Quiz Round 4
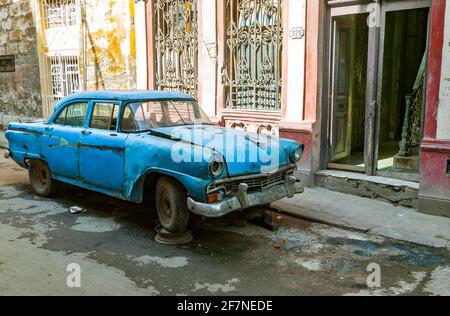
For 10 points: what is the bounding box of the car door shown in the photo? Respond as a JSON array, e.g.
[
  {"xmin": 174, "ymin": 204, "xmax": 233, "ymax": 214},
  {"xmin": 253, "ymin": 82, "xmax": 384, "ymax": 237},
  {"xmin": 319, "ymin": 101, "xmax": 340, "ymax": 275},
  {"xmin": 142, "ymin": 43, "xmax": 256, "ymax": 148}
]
[
  {"xmin": 41, "ymin": 101, "xmax": 88, "ymax": 179},
  {"xmin": 78, "ymin": 100, "xmax": 127, "ymax": 192}
]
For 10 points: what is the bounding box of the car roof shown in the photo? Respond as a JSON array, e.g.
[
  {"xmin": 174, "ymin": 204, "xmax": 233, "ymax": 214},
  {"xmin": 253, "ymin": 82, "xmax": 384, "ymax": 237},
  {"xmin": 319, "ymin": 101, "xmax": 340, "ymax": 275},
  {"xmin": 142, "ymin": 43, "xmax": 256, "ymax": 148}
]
[{"xmin": 57, "ymin": 90, "xmax": 195, "ymax": 105}]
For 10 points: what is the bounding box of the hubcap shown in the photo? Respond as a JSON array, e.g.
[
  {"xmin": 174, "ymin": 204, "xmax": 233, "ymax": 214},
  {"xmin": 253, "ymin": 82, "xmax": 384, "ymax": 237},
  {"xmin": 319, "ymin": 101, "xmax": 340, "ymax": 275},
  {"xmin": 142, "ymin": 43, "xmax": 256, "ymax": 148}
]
[
  {"xmin": 159, "ymin": 188, "xmax": 173, "ymax": 224},
  {"xmin": 35, "ymin": 163, "xmax": 48, "ymax": 188}
]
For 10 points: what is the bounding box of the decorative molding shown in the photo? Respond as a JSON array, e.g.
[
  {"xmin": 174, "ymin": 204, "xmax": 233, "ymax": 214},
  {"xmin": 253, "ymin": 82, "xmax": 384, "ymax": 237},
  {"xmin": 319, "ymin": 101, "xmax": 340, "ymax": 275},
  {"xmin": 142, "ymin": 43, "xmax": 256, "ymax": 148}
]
[
  {"xmin": 229, "ymin": 121, "xmax": 247, "ymax": 132},
  {"xmin": 257, "ymin": 124, "xmax": 277, "ymax": 136},
  {"xmin": 421, "ymin": 138, "xmax": 450, "ymax": 154},
  {"xmin": 279, "ymin": 119, "xmax": 314, "ymax": 134},
  {"xmin": 222, "ymin": 109, "xmax": 282, "ymax": 122},
  {"xmin": 225, "ymin": 119, "xmax": 279, "ymax": 136}
]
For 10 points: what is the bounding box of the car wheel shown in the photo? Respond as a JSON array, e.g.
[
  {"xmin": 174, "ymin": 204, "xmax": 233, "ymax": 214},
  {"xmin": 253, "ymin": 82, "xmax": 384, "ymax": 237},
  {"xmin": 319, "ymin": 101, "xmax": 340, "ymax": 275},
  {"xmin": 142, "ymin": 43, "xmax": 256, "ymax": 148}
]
[
  {"xmin": 156, "ymin": 177, "xmax": 190, "ymax": 234},
  {"xmin": 28, "ymin": 160, "xmax": 60, "ymax": 197}
]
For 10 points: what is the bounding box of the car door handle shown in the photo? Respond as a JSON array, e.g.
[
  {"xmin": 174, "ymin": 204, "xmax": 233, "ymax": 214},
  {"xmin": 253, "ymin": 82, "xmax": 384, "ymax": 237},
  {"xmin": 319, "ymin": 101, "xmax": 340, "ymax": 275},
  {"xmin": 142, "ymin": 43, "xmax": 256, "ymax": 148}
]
[
  {"xmin": 44, "ymin": 126, "xmax": 53, "ymax": 131},
  {"xmin": 81, "ymin": 130, "xmax": 92, "ymax": 135}
]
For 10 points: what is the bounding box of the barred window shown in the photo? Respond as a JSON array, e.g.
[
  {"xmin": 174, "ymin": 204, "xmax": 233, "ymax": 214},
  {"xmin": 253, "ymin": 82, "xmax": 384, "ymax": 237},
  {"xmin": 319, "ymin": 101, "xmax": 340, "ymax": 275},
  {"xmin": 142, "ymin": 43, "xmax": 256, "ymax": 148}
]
[
  {"xmin": 42, "ymin": 0, "xmax": 79, "ymax": 29},
  {"xmin": 154, "ymin": 0, "xmax": 198, "ymax": 97},
  {"xmin": 47, "ymin": 55, "xmax": 81, "ymax": 104},
  {"xmin": 222, "ymin": 0, "xmax": 283, "ymax": 111}
]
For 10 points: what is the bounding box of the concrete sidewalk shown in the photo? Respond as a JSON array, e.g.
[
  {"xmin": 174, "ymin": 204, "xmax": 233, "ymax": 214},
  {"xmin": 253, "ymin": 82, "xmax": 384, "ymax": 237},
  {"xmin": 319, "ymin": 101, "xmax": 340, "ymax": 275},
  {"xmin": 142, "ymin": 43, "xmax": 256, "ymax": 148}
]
[{"xmin": 273, "ymin": 187, "xmax": 450, "ymax": 250}]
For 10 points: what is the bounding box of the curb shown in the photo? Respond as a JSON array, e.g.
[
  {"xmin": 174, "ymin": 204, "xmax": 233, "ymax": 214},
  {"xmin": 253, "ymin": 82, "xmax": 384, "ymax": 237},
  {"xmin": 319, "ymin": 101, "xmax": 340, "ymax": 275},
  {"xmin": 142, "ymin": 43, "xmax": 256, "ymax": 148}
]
[{"xmin": 272, "ymin": 201, "xmax": 450, "ymax": 251}]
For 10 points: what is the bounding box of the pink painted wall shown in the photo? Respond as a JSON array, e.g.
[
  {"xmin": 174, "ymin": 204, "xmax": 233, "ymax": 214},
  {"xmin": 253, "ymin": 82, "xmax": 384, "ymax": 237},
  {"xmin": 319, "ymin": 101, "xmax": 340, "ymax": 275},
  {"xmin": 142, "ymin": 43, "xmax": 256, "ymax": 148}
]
[
  {"xmin": 280, "ymin": 0, "xmax": 324, "ymax": 179},
  {"xmin": 419, "ymin": 0, "xmax": 450, "ymax": 215},
  {"xmin": 280, "ymin": 128, "xmax": 312, "ymax": 171}
]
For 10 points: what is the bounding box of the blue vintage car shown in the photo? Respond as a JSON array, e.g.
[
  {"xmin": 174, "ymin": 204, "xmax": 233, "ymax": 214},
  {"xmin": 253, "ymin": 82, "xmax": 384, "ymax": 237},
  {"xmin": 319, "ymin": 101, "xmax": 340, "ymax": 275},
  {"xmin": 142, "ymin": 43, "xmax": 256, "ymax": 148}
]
[{"xmin": 5, "ymin": 91, "xmax": 304, "ymax": 234}]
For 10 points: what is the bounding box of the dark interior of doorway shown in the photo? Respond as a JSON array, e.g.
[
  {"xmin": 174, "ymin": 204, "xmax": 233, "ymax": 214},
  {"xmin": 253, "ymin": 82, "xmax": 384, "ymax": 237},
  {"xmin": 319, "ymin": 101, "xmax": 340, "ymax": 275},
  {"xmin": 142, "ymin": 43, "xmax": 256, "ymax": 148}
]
[
  {"xmin": 377, "ymin": 8, "xmax": 429, "ymax": 180},
  {"xmin": 332, "ymin": 8, "xmax": 429, "ymax": 182}
]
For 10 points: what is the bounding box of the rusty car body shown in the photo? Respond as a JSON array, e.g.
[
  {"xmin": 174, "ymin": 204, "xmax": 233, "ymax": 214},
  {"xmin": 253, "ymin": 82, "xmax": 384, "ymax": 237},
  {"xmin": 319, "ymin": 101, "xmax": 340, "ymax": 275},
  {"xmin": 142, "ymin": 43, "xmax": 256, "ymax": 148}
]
[{"xmin": 5, "ymin": 91, "xmax": 304, "ymax": 233}]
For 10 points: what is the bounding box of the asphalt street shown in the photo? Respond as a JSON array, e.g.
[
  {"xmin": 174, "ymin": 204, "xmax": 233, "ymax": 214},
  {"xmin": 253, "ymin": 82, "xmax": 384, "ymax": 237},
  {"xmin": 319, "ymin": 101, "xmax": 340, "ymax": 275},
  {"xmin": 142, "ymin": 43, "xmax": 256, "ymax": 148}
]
[{"xmin": 1, "ymin": 149, "xmax": 449, "ymax": 296}]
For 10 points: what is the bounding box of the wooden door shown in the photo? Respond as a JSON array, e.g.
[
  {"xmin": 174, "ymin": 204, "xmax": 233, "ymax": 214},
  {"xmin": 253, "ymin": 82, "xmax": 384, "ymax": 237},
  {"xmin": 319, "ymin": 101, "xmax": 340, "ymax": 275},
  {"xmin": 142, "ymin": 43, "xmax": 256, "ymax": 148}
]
[{"xmin": 330, "ymin": 18, "xmax": 352, "ymax": 162}]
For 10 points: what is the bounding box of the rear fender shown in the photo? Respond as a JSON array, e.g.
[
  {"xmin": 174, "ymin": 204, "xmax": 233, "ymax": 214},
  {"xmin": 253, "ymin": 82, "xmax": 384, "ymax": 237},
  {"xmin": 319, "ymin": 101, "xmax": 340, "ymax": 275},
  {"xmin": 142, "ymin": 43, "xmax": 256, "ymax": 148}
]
[{"xmin": 5, "ymin": 128, "xmax": 44, "ymax": 168}]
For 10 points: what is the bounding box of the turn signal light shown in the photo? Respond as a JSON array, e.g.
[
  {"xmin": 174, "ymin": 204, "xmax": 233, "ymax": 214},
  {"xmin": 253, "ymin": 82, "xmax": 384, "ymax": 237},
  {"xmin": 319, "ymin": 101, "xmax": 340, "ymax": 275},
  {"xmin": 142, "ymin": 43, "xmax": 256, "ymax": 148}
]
[{"xmin": 206, "ymin": 193, "xmax": 224, "ymax": 204}]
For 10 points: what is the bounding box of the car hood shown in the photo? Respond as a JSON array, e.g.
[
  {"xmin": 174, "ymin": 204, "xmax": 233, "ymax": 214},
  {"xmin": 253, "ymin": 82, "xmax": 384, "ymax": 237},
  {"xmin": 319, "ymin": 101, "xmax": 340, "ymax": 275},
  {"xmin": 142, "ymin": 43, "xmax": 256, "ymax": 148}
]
[{"xmin": 150, "ymin": 125, "xmax": 291, "ymax": 177}]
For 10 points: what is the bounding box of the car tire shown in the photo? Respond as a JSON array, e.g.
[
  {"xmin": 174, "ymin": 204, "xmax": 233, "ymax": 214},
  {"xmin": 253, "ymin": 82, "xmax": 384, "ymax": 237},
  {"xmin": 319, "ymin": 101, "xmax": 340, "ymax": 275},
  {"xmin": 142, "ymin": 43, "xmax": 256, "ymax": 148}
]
[
  {"xmin": 28, "ymin": 160, "xmax": 60, "ymax": 197},
  {"xmin": 156, "ymin": 177, "xmax": 190, "ymax": 234}
]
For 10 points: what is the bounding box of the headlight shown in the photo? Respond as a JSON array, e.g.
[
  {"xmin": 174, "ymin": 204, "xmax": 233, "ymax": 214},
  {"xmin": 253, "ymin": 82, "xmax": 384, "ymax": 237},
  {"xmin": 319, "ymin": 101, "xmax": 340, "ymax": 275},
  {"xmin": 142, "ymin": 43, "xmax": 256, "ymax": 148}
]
[
  {"xmin": 209, "ymin": 156, "xmax": 224, "ymax": 178},
  {"xmin": 291, "ymin": 146, "xmax": 304, "ymax": 162}
]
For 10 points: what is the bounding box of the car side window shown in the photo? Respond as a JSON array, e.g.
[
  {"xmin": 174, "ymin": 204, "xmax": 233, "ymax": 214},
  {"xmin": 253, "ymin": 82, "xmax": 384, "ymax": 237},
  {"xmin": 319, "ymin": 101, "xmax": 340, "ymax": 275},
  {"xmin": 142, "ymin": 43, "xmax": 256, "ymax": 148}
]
[
  {"xmin": 54, "ymin": 102, "xmax": 88, "ymax": 127},
  {"xmin": 54, "ymin": 107, "xmax": 67, "ymax": 125},
  {"xmin": 90, "ymin": 103, "xmax": 119, "ymax": 131},
  {"xmin": 121, "ymin": 104, "xmax": 152, "ymax": 132}
]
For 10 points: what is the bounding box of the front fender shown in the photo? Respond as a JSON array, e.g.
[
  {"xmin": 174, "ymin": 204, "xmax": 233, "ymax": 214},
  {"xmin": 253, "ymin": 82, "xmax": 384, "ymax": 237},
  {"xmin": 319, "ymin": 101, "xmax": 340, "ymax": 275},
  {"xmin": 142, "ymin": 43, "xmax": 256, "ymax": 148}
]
[{"xmin": 127, "ymin": 167, "xmax": 210, "ymax": 203}]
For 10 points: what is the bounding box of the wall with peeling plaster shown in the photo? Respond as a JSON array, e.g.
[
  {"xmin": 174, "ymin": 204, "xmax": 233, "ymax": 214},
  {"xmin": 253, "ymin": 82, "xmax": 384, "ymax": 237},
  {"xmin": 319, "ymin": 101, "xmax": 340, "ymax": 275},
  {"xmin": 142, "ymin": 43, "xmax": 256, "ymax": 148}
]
[
  {"xmin": 0, "ymin": 0, "xmax": 42, "ymax": 124},
  {"xmin": 0, "ymin": 0, "xmax": 138, "ymax": 128},
  {"xmin": 83, "ymin": 0, "xmax": 137, "ymax": 91}
]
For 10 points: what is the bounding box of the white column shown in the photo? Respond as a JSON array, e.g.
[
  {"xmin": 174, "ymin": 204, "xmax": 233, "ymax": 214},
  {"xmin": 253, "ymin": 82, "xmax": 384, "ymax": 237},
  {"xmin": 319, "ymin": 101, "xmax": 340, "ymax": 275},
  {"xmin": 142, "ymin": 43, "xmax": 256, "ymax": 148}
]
[
  {"xmin": 437, "ymin": 3, "xmax": 450, "ymax": 140},
  {"xmin": 135, "ymin": 1, "xmax": 148, "ymax": 90},
  {"xmin": 285, "ymin": 0, "xmax": 306, "ymax": 122},
  {"xmin": 198, "ymin": 0, "xmax": 217, "ymax": 118}
]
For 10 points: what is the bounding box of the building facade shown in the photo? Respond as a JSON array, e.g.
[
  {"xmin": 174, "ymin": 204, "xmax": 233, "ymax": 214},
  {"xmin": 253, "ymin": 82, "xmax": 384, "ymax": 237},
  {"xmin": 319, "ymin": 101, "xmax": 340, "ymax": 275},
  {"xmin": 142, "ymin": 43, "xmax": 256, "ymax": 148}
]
[
  {"xmin": 141, "ymin": 0, "xmax": 314, "ymax": 182},
  {"xmin": 0, "ymin": 0, "xmax": 42, "ymax": 123},
  {"xmin": 139, "ymin": 0, "xmax": 449, "ymax": 216},
  {"xmin": 419, "ymin": 0, "xmax": 450, "ymax": 216},
  {"xmin": 0, "ymin": 0, "xmax": 138, "ymax": 125},
  {"xmin": 0, "ymin": 0, "xmax": 449, "ymax": 216}
]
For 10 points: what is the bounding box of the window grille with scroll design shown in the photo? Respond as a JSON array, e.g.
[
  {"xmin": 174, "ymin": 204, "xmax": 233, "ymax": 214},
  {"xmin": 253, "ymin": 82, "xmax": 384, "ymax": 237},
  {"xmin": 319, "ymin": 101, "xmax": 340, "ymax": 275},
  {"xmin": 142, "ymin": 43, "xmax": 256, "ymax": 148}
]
[
  {"xmin": 222, "ymin": 0, "xmax": 283, "ymax": 111},
  {"xmin": 41, "ymin": 0, "xmax": 79, "ymax": 29},
  {"xmin": 154, "ymin": 0, "xmax": 198, "ymax": 97}
]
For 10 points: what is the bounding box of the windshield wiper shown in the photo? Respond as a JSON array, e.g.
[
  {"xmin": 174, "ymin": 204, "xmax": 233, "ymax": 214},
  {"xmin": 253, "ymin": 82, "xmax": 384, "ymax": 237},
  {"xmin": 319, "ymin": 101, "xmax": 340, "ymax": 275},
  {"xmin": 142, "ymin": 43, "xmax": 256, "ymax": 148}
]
[{"xmin": 170, "ymin": 101, "xmax": 187, "ymax": 125}]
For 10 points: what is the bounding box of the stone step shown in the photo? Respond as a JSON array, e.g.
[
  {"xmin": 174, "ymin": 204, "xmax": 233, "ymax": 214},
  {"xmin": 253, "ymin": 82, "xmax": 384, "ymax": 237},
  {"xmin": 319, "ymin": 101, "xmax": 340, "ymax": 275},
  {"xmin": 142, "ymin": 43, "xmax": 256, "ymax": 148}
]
[
  {"xmin": 314, "ymin": 170, "xmax": 420, "ymax": 209},
  {"xmin": 393, "ymin": 154, "xmax": 420, "ymax": 172}
]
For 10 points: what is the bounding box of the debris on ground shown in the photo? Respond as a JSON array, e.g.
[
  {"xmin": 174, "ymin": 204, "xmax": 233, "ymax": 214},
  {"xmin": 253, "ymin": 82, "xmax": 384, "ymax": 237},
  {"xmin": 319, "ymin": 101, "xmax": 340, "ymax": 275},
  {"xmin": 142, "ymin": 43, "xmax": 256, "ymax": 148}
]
[
  {"xmin": 270, "ymin": 228, "xmax": 317, "ymax": 250},
  {"xmin": 273, "ymin": 239, "xmax": 286, "ymax": 250},
  {"xmin": 70, "ymin": 206, "xmax": 87, "ymax": 214}
]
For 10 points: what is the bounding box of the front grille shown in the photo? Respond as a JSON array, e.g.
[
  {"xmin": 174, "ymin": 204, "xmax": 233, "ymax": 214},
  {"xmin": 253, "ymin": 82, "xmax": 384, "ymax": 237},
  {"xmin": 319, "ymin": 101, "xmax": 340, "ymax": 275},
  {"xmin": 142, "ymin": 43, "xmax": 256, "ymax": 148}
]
[{"xmin": 208, "ymin": 168, "xmax": 294, "ymax": 196}]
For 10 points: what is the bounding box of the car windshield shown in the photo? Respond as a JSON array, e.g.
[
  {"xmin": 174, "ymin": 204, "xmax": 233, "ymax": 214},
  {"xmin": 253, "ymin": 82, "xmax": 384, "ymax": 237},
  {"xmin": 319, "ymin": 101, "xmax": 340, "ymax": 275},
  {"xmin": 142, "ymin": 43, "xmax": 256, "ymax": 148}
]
[{"xmin": 121, "ymin": 100, "xmax": 214, "ymax": 132}]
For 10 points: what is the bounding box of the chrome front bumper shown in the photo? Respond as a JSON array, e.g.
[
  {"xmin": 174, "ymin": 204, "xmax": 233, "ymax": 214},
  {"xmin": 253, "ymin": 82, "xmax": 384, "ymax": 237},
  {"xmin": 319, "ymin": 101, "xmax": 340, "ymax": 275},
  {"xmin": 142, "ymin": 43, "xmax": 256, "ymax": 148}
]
[{"xmin": 187, "ymin": 175, "xmax": 304, "ymax": 218}]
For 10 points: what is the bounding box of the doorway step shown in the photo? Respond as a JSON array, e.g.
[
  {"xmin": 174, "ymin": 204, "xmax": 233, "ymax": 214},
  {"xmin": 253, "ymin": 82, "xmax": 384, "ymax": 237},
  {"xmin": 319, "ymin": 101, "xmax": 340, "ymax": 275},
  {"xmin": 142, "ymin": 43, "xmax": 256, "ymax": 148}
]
[
  {"xmin": 393, "ymin": 154, "xmax": 419, "ymax": 171},
  {"xmin": 314, "ymin": 170, "xmax": 419, "ymax": 209}
]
